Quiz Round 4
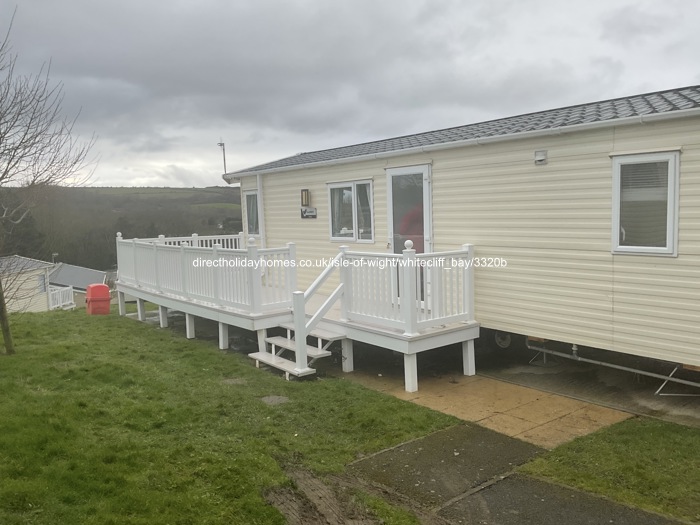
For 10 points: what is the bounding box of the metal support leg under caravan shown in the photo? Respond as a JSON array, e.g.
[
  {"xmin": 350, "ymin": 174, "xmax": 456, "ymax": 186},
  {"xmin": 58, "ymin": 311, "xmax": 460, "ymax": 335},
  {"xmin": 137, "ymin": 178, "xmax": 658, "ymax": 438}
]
[{"xmin": 526, "ymin": 341, "xmax": 700, "ymax": 396}]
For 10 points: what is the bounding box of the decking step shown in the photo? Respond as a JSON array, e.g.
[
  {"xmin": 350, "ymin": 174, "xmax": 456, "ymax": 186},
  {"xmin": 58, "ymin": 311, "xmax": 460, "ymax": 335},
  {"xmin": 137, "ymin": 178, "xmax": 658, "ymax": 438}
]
[
  {"xmin": 265, "ymin": 336, "xmax": 332, "ymax": 359},
  {"xmin": 248, "ymin": 352, "xmax": 316, "ymax": 377},
  {"xmin": 278, "ymin": 323, "xmax": 346, "ymax": 342}
]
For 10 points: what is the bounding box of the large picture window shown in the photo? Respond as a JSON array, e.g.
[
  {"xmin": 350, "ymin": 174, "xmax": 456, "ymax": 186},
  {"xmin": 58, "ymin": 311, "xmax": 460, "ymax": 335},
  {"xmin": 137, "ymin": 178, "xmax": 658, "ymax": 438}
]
[
  {"xmin": 612, "ymin": 151, "xmax": 679, "ymax": 256},
  {"xmin": 328, "ymin": 181, "xmax": 373, "ymax": 242}
]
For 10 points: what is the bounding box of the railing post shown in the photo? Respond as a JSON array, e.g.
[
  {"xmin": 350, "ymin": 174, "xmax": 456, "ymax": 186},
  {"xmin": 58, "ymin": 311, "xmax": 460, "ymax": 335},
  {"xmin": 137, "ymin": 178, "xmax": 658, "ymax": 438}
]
[
  {"xmin": 238, "ymin": 231, "xmax": 245, "ymax": 250},
  {"xmin": 115, "ymin": 232, "xmax": 123, "ymax": 282},
  {"xmin": 247, "ymin": 238, "xmax": 262, "ymax": 314},
  {"xmin": 155, "ymin": 235, "xmax": 165, "ymax": 292},
  {"xmin": 181, "ymin": 242, "xmax": 189, "ymax": 298},
  {"xmin": 463, "ymin": 244, "xmax": 475, "ymax": 322},
  {"xmin": 153, "ymin": 241, "xmax": 161, "ymax": 292},
  {"xmin": 287, "ymin": 242, "xmax": 297, "ymax": 298},
  {"xmin": 191, "ymin": 233, "xmax": 199, "ymax": 247},
  {"xmin": 292, "ymin": 291, "xmax": 308, "ymax": 371},
  {"xmin": 432, "ymin": 263, "xmax": 443, "ymax": 319},
  {"xmin": 401, "ymin": 240, "xmax": 418, "ymax": 335},
  {"xmin": 338, "ymin": 246, "xmax": 350, "ymax": 321},
  {"xmin": 132, "ymin": 238, "xmax": 139, "ymax": 287},
  {"xmin": 213, "ymin": 243, "xmax": 221, "ymax": 304}
]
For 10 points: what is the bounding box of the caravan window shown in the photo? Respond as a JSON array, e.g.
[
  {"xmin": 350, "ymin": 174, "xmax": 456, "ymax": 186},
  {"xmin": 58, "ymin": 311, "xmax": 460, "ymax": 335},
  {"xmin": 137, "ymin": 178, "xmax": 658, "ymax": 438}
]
[
  {"xmin": 37, "ymin": 274, "xmax": 47, "ymax": 293},
  {"xmin": 244, "ymin": 191, "xmax": 259, "ymax": 236},
  {"xmin": 328, "ymin": 181, "xmax": 373, "ymax": 242},
  {"xmin": 612, "ymin": 151, "xmax": 679, "ymax": 256}
]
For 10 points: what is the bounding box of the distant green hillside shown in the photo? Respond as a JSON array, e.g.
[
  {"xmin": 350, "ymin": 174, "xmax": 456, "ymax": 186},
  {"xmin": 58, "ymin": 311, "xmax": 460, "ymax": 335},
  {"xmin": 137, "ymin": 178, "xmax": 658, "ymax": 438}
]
[{"xmin": 0, "ymin": 186, "xmax": 241, "ymax": 271}]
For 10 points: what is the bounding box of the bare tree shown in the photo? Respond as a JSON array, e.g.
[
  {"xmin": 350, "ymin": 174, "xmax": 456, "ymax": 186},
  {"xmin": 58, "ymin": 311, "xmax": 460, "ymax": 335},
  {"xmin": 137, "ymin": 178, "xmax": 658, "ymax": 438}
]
[{"xmin": 0, "ymin": 17, "xmax": 95, "ymax": 354}]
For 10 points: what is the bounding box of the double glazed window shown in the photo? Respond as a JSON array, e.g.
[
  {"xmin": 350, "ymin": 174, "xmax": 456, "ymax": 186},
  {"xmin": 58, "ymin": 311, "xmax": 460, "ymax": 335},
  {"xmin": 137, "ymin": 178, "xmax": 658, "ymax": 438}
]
[
  {"xmin": 328, "ymin": 181, "xmax": 373, "ymax": 242},
  {"xmin": 612, "ymin": 151, "xmax": 679, "ymax": 256}
]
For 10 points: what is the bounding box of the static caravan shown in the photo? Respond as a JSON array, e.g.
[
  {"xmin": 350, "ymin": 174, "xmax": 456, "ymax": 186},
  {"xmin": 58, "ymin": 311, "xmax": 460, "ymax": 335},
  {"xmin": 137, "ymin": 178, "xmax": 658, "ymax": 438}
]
[
  {"xmin": 224, "ymin": 86, "xmax": 700, "ymax": 381},
  {"xmin": 0, "ymin": 256, "xmax": 75, "ymax": 312}
]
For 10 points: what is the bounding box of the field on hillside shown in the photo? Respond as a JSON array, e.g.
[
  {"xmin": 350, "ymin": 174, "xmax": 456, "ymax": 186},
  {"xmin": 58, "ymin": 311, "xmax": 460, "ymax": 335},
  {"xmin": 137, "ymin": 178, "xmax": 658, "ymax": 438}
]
[{"xmin": 0, "ymin": 186, "xmax": 241, "ymax": 271}]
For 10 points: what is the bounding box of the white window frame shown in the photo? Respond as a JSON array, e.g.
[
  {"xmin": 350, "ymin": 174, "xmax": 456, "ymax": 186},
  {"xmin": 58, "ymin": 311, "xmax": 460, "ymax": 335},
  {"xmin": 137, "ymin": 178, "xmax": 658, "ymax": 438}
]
[
  {"xmin": 243, "ymin": 189, "xmax": 260, "ymax": 237},
  {"xmin": 611, "ymin": 151, "xmax": 679, "ymax": 256},
  {"xmin": 327, "ymin": 180, "xmax": 374, "ymax": 243}
]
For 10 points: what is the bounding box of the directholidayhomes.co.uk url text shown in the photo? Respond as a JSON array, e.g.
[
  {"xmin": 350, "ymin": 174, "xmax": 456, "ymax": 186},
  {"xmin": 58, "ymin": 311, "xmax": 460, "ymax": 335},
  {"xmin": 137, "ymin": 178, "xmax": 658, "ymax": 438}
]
[{"xmin": 191, "ymin": 257, "xmax": 508, "ymax": 270}]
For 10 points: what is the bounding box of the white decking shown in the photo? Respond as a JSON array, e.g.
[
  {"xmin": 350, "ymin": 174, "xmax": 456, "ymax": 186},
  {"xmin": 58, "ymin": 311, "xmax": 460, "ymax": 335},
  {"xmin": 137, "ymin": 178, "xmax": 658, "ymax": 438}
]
[{"xmin": 115, "ymin": 233, "xmax": 479, "ymax": 392}]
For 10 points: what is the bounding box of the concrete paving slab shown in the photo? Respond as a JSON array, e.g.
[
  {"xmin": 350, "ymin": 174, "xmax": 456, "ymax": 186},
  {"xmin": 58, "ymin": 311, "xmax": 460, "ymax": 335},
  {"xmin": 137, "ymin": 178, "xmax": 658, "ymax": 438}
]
[
  {"xmin": 331, "ymin": 366, "xmax": 633, "ymax": 448},
  {"xmin": 321, "ymin": 340, "xmax": 699, "ymax": 428},
  {"xmin": 478, "ymin": 412, "xmax": 542, "ymax": 436},
  {"xmin": 349, "ymin": 424, "xmax": 544, "ymax": 508},
  {"xmin": 319, "ymin": 344, "xmax": 636, "ymax": 448},
  {"xmin": 503, "ymin": 393, "xmax": 589, "ymax": 425},
  {"xmin": 478, "ymin": 344, "xmax": 700, "ymax": 428},
  {"xmin": 517, "ymin": 424, "xmax": 581, "ymax": 451},
  {"xmin": 438, "ymin": 474, "xmax": 681, "ymax": 525}
]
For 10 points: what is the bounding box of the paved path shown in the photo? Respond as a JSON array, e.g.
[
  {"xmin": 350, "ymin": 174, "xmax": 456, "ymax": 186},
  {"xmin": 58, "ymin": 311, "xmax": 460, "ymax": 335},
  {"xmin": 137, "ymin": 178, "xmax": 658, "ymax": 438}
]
[
  {"xmin": 344, "ymin": 371, "xmax": 631, "ymax": 449},
  {"xmin": 349, "ymin": 424, "xmax": 680, "ymax": 524},
  {"xmin": 324, "ymin": 358, "xmax": 687, "ymax": 523}
]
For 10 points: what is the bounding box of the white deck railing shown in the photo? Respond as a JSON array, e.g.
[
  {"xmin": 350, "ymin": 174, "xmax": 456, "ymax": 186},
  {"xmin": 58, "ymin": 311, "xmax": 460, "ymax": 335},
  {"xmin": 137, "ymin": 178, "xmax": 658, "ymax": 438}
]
[
  {"xmin": 116, "ymin": 233, "xmax": 296, "ymax": 313},
  {"xmin": 292, "ymin": 241, "xmax": 475, "ymax": 371},
  {"xmin": 127, "ymin": 233, "xmax": 245, "ymax": 250},
  {"xmin": 49, "ymin": 285, "xmax": 75, "ymax": 309},
  {"xmin": 117, "ymin": 232, "xmax": 475, "ymax": 372},
  {"xmin": 342, "ymin": 241, "xmax": 475, "ymax": 334}
]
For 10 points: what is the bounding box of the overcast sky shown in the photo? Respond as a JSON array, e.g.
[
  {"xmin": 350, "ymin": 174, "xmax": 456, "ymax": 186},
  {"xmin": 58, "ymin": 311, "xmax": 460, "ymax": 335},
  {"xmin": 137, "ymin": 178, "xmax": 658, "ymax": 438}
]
[{"xmin": 3, "ymin": 0, "xmax": 700, "ymax": 187}]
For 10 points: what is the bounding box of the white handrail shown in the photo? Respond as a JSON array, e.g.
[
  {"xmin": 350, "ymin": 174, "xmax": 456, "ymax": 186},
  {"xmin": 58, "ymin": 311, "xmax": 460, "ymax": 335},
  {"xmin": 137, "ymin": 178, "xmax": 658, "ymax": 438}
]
[
  {"xmin": 303, "ymin": 250, "xmax": 344, "ymax": 300},
  {"xmin": 117, "ymin": 233, "xmax": 245, "ymax": 251},
  {"xmin": 293, "ymin": 247, "xmax": 349, "ymax": 372},
  {"xmin": 306, "ymin": 283, "xmax": 343, "ymax": 334}
]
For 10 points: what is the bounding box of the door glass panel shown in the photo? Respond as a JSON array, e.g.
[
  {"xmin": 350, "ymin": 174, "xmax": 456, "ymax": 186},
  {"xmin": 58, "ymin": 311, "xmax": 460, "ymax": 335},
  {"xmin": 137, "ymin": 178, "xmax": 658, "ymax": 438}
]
[{"xmin": 392, "ymin": 173, "xmax": 424, "ymax": 254}]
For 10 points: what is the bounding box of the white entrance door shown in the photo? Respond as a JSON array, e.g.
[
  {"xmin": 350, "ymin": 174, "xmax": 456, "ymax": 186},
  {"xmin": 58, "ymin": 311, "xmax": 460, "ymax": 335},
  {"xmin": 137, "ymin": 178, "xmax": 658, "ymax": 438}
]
[{"xmin": 387, "ymin": 165, "xmax": 432, "ymax": 254}]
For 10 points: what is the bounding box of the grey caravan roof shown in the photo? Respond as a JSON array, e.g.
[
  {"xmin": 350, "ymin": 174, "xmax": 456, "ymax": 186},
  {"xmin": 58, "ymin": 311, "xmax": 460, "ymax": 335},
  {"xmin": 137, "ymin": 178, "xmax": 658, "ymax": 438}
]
[
  {"xmin": 50, "ymin": 263, "xmax": 106, "ymax": 292},
  {"xmin": 0, "ymin": 255, "xmax": 53, "ymax": 274},
  {"xmin": 225, "ymin": 85, "xmax": 700, "ymax": 179}
]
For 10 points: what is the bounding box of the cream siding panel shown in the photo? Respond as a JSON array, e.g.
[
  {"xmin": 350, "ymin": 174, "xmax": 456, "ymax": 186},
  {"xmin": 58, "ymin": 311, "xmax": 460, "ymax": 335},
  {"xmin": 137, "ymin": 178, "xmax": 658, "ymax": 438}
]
[
  {"xmin": 3, "ymin": 268, "xmax": 50, "ymax": 312},
  {"xmin": 261, "ymin": 159, "xmax": 391, "ymax": 293},
  {"xmin": 433, "ymin": 129, "xmax": 615, "ymax": 351},
  {"xmin": 607, "ymin": 121, "xmax": 700, "ymax": 365},
  {"xmin": 251, "ymin": 116, "xmax": 700, "ymax": 366}
]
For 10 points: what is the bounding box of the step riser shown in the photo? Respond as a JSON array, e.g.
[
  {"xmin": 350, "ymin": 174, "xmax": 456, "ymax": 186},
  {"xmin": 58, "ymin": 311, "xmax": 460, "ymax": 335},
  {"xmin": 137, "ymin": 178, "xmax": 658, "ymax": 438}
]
[{"xmin": 250, "ymin": 321, "xmax": 345, "ymax": 381}]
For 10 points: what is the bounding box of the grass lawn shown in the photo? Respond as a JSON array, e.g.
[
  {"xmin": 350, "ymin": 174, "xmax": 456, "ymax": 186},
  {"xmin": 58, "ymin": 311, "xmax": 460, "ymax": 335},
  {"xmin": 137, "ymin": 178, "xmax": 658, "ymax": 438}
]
[
  {"xmin": 1, "ymin": 309, "xmax": 699, "ymax": 524},
  {"xmin": 0, "ymin": 309, "xmax": 456, "ymax": 524},
  {"xmin": 520, "ymin": 417, "xmax": 700, "ymax": 523}
]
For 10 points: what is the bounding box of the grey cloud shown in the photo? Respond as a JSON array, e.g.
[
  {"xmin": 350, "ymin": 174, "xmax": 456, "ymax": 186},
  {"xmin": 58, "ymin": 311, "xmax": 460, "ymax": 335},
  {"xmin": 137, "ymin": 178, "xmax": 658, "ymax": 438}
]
[
  {"xmin": 4, "ymin": 0, "xmax": 700, "ymax": 187},
  {"xmin": 600, "ymin": 5, "xmax": 670, "ymax": 46}
]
